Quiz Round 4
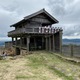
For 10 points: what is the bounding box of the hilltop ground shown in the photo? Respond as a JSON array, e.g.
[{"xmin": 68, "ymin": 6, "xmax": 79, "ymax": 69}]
[{"xmin": 0, "ymin": 51, "xmax": 80, "ymax": 80}]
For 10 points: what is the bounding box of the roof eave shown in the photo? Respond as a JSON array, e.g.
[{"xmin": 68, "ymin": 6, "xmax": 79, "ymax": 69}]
[
  {"xmin": 10, "ymin": 19, "xmax": 25, "ymax": 27},
  {"xmin": 10, "ymin": 9, "xmax": 59, "ymax": 27},
  {"xmin": 24, "ymin": 8, "xmax": 59, "ymax": 24}
]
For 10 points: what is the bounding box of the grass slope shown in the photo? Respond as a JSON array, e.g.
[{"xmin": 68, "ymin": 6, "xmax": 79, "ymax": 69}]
[{"xmin": 0, "ymin": 51, "xmax": 80, "ymax": 80}]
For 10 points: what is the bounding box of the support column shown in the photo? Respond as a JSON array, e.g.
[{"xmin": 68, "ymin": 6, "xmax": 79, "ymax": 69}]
[
  {"xmin": 45, "ymin": 36, "xmax": 48, "ymax": 50},
  {"xmin": 49, "ymin": 36, "xmax": 51, "ymax": 51},
  {"xmin": 12, "ymin": 37, "xmax": 14, "ymax": 45},
  {"xmin": 42, "ymin": 37, "xmax": 44, "ymax": 50},
  {"xmin": 15, "ymin": 37, "xmax": 17, "ymax": 46},
  {"xmin": 52, "ymin": 34, "xmax": 55, "ymax": 52},
  {"xmin": 26, "ymin": 36, "xmax": 30, "ymax": 51},
  {"xmin": 59, "ymin": 30, "xmax": 62, "ymax": 53},
  {"xmin": 34, "ymin": 37, "xmax": 36, "ymax": 50},
  {"xmin": 20, "ymin": 37, "xmax": 22, "ymax": 47}
]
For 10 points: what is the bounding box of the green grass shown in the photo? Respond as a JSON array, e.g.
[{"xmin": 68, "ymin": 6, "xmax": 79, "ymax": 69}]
[
  {"xmin": 24, "ymin": 53, "xmax": 73, "ymax": 80},
  {"xmin": 26, "ymin": 53, "xmax": 47, "ymax": 69},
  {"xmin": 25, "ymin": 51, "xmax": 79, "ymax": 80},
  {"xmin": 16, "ymin": 75, "xmax": 31, "ymax": 79},
  {"xmin": 16, "ymin": 75, "xmax": 48, "ymax": 80},
  {"xmin": 0, "ymin": 51, "xmax": 80, "ymax": 80},
  {"xmin": 49, "ymin": 66, "xmax": 73, "ymax": 80}
]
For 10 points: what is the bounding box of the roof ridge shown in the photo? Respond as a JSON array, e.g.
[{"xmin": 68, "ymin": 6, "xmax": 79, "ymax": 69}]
[
  {"xmin": 24, "ymin": 8, "xmax": 45, "ymax": 19},
  {"xmin": 11, "ymin": 8, "xmax": 58, "ymax": 27}
]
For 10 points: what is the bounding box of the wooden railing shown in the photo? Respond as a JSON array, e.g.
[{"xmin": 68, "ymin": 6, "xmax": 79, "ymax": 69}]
[{"xmin": 8, "ymin": 27, "xmax": 62, "ymax": 36}]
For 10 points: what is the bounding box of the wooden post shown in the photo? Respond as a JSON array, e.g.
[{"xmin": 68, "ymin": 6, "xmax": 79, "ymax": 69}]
[
  {"xmin": 12, "ymin": 37, "xmax": 14, "ymax": 45},
  {"xmin": 26, "ymin": 36, "xmax": 30, "ymax": 51},
  {"xmin": 20, "ymin": 37, "xmax": 22, "ymax": 47},
  {"xmin": 15, "ymin": 37, "xmax": 17, "ymax": 46},
  {"xmin": 59, "ymin": 30, "xmax": 62, "ymax": 53},
  {"xmin": 52, "ymin": 35, "xmax": 55, "ymax": 52},
  {"xmin": 42, "ymin": 37, "xmax": 44, "ymax": 50},
  {"xmin": 45, "ymin": 36, "xmax": 48, "ymax": 50},
  {"xmin": 49, "ymin": 36, "xmax": 51, "ymax": 51},
  {"xmin": 34, "ymin": 37, "xmax": 36, "ymax": 50},
  {"xmin": 70, "ymin": 44, "xmax": 73, "ymax": 57}
]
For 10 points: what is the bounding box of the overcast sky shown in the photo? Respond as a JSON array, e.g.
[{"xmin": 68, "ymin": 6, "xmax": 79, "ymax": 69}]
[{"xmin": 0, "ymin": 0, "xmax": 80, "ymax": 41}]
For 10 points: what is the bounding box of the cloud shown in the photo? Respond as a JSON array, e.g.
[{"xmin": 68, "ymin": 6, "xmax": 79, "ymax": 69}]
[
  {"xmin": 48, "ymin": 0, "xmax": 80, "ymax": 38},
  {"xmin": 0, "ymin": 0, "xmax": 48, "ymax": 40},
  {"xmin": 0, "ymin": 37, "xmax": 11, "ymax": 41},
  {"xmin": 0, "ymin": 6, "xmax": 19, "ymax": 37},
  {"xmin": 0, "ymin": 0, "xmax": 48, "ymax": 17},
  {"xmin": 0, "ymin": 0, "xmax": 80, "ymax": 40}
]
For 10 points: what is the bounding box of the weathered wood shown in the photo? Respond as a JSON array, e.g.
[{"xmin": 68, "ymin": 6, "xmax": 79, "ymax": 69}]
[
  {"xmin": 70, "ymin": 44, "xmax": 73, "ymax": 57},
  {"xmin": 12, "ymin": 37, "xmax": 14, "ymax": 45},
  {"xmin": 8, "ymin": 27, "xmax": 62, "ymax": 37},
  {"xmin": 20, "ymin": 37, "xmax": 22, "ymax": 47},
  {"xmin": 42, "ymin": 37, "xmax": 44, "ymax": 49},
  {"xmin": 49, "ymin": 36, "xmax": 51, "ymax": 51},
  {"xmin": 8, "ymin": 9, "xmax": 63, "ymax": 53},
  {"xmin": 15, "ymin": 37, "xmax": 17, "ymax": 45},
  {"xmin": 26, "ymin": 36, "xmax": 30, "ymax": 51},
  {"xmin": 31, "ymin": 17, "xmax": 51, "ymax": 24},
  {"xmin": 52, "ymin": 35, "xmax": 55, "ymax": 51},
  {"xmin": 45, "ymin": 36, "xmax": 48, "ymax": 50},
  {"xmin": 34, "ymin": 38, "xmax": 37, "ymax": 50},
  {"xmin": 59, "ymin": 30, "xmax": 62, "ymax": 53}
]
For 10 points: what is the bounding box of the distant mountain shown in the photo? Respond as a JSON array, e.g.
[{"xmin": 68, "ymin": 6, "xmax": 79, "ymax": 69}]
[
  {"xmin": 62, "ymin": 39, "xmax": 80, "ymax": 45},
  {"xmin": 0, "ymin": 39, "xmax": 80, "ymax": 46}
]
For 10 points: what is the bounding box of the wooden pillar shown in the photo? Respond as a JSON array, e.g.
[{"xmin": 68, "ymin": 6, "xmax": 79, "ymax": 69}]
[
  {"xmin": 52, "ymin": 34, "xmax": 55, "ymax": 52},
  {"xmin": 34, "ymin": 37, "xmax": 36, "ymax": 50},
  {"xmin": 26, "ymin": 36, "xmax": 30, "ymax": 51},
  {"xmin": 15, "ymin": 37, "xmax": 17, "ymax": 46},
  {"xmin": 12, "ymin": 37, "xmax": 14, "ymax": 45},
  {"xmin": 20, "ymin": 37, "xmax": 22, "ymax": 47},
  {"xmin": 42, "ymin": 37, "xmax": 44, "ymax": 49},
  {"xmin": 45, "ymin": 36, "xmax": 48, "ymax": 50},
  {"xmin": 49, "ymin": 36, "xmax": 51, "ymax": 51},
  {"xmin": 59, "ymin": 30, "xmax": 62, "ymax": 53},
  {"xmin": 70, "ymin": 44, "xmax": 73, "ymax": 57}
]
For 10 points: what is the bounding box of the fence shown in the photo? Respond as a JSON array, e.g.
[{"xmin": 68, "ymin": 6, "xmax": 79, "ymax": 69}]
[{"xmin": 62, "ymin": 44, "xmax": 80, "ymax": 57}]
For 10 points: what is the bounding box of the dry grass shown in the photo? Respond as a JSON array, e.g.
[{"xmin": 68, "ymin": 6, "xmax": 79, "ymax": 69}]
[
  {"xmin": 0, "ymin": 51, "xmax": 80, "ymax": 80},
  {"xmin": 0, "ymin": 51, "xmax": 61, "ymax": 80}
]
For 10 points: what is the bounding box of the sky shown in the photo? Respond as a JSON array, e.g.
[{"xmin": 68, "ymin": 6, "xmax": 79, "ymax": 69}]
[{"xmin": 0, "ymin": 0, "xmax": 80, "ymax": 41}]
